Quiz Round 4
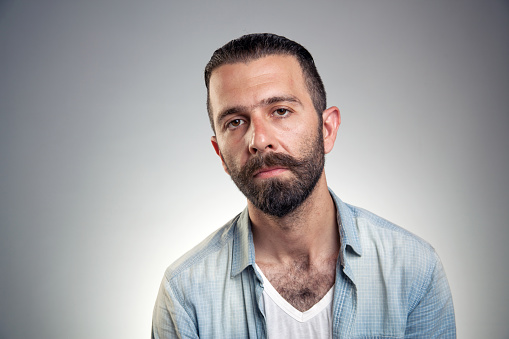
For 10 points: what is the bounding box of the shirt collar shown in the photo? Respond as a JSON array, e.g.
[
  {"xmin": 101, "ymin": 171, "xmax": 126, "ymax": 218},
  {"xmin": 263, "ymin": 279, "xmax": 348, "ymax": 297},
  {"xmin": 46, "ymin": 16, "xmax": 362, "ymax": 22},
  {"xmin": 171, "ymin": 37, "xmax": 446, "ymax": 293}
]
[
  {"xmin": 231, "ymin": 207, "xmax": 256, "ymax": 277},
  {"xmin": 230, "ymin": 188, "xmax": 362, "ymax": 277},
  {"xmin": 329, "ymin": 188, "xmax": 362, "ymax": 263}
]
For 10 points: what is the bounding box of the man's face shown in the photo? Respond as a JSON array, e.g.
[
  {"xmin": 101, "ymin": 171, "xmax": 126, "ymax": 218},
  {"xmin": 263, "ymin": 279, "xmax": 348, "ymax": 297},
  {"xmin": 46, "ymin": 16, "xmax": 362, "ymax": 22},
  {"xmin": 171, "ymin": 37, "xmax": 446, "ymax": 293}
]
[{"xmin": 209, "ymin": 55, "xmax": 325, "ymax": 217}]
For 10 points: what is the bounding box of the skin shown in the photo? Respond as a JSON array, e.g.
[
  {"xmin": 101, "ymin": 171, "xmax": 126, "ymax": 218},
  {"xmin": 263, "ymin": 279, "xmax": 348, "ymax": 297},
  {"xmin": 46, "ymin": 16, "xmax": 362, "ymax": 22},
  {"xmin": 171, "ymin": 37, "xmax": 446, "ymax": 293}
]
[{"xmin": 209, "ymin": 55, "xmax": 342, "ymax": 311}]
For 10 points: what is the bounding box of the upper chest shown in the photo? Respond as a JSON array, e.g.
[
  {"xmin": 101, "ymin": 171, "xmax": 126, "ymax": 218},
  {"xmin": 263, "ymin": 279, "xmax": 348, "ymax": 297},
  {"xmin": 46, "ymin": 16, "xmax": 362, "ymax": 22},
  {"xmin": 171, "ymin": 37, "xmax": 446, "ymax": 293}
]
[{"xmin": 256, "ymin": 258, "xmax": 337, "ymax": 312}]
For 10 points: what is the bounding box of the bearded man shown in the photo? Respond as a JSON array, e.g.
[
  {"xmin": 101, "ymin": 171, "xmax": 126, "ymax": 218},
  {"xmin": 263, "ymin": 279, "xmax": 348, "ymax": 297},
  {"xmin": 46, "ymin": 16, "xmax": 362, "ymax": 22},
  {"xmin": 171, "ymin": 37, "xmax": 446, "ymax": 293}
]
[{"xmin": 152, "ymin": 33, "xmax": 456, "ymax": 338}]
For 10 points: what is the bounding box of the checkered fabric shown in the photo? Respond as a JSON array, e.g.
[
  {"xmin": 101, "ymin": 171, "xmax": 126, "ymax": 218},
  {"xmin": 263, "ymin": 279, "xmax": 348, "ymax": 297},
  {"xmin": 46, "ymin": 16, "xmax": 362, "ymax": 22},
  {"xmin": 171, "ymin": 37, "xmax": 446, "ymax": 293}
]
[{"xmin": 152, "ymin": 189, "xmax": 456, "ymax": 338}]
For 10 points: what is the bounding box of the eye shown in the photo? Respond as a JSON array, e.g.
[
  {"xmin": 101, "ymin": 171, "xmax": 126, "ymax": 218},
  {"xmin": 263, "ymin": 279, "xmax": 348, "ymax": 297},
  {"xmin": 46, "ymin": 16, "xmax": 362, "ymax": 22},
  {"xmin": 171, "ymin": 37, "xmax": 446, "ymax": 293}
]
[
  {"xmin": 227, "ymin": 119, "xmax": 245, "ymax": 129},
  {"xmin": 273, "ymin": 108, "xmax": 290, "ymax": 117}
]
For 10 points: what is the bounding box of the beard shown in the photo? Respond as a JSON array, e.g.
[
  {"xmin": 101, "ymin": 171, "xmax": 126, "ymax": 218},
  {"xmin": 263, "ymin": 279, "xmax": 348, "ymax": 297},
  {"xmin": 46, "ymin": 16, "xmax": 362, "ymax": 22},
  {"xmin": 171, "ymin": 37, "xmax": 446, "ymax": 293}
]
[{"xmin": 223, "ymin": 129, "xmax": 325, "ymax": 218}]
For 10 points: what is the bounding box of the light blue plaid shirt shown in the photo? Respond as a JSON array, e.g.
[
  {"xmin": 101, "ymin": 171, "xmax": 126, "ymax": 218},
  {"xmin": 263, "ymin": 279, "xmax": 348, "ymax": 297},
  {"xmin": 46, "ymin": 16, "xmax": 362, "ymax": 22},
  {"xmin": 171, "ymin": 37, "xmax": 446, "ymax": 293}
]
[{"xmin": 152, "ymin": 190, "xmax": 456, "ymax": 338}]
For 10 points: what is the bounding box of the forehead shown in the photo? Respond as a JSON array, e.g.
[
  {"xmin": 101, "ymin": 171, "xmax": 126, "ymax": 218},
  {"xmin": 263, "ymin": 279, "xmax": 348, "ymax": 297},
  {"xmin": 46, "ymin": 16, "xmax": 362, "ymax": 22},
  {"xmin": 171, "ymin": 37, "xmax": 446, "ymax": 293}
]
[{"xmin": 208, "ymin": 55, "xmax": 311, "ymax": 116}]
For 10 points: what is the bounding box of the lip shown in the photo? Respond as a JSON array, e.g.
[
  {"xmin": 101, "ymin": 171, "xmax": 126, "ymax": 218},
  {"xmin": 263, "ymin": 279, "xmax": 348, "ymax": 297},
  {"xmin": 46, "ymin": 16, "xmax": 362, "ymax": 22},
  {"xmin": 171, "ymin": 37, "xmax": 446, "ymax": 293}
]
[{"xmin": 253, "ymin": 167, "xmax": 288, "ymax": 179}]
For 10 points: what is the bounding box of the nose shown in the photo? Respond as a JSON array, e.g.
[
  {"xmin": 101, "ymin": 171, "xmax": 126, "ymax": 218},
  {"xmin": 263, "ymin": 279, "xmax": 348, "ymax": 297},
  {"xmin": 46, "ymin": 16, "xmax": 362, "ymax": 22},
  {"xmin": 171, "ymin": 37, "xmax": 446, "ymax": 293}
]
[{"xmin": 248, "ymin": 116, "xmax": 278, "ymax": 155}]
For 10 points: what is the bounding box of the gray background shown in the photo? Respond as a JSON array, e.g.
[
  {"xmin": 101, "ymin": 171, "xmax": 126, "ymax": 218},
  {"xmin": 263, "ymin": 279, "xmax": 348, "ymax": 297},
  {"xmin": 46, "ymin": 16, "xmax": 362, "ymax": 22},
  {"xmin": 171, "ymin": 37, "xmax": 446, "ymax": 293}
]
[{"xmin": 1, "ymin": 0, "xmax": 508, "ymax": 338}]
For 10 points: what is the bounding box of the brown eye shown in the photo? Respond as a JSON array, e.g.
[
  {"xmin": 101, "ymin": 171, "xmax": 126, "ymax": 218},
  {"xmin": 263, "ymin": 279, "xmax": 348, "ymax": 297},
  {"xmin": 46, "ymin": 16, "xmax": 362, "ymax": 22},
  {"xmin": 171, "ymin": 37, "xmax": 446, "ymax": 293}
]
[
  {"xmin": 228, "ymin": 119, "xmax": 244, "ymax": 129},
  {"xmin": 274, "ymin": 108, "xmax": 290, "ymax": 117}
]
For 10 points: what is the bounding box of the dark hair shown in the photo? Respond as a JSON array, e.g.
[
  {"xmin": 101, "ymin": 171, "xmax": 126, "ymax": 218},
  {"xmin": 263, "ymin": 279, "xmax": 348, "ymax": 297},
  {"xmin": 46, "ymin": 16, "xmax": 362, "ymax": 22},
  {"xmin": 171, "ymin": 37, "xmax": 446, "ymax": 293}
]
[{"xmin": 204, "ymin": 33, "xmax": 326, "ymax": 132}]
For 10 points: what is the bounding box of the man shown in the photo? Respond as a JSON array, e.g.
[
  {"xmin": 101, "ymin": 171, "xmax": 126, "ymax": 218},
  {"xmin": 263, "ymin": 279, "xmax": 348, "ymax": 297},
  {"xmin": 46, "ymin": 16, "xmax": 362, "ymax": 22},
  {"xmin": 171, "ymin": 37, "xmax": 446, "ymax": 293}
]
[{"xmin": 152, "ymin": 33, "xmax": 456, "ymax": 338}]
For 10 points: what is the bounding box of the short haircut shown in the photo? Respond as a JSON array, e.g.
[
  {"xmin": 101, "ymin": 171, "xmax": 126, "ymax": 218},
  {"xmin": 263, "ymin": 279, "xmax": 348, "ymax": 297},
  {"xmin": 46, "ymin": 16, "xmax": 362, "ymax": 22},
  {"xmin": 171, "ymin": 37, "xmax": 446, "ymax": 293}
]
[{"xmin": 204, "ymin": 33, "xmax": 327, "ymax": 132}]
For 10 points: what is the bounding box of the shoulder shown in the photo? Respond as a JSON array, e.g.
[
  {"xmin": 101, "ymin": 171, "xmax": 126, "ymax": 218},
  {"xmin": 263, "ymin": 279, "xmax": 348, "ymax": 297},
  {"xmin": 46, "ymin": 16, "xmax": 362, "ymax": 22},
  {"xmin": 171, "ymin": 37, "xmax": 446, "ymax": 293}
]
[
  {"xmin": 338, "ymin": 203, "xmax": 455, "ymax": 334},
  {"xmin": 344, "ymin": 203, "xmax": 442, "ymax": 296},
  {"xmin": 162, "ymin": 213, "xmax": 241, "ymax": 284},
  {"xmin": 152, "ymin": 212, "xmax": 251, "ymax": 337},
  {"xmin": 348, "ymin": 203, "xmax": 436, "ymax": 258},
  {"xmin": 344, "ymin": 203, "xmax": 446, "ymax": 309},
  {"xmin": 331, "ymin": 190, "xmax": 436, "ymax": 264},
  {"xmin": 344, "ymin": 204, "xmax": 448, "ymax": 313}
]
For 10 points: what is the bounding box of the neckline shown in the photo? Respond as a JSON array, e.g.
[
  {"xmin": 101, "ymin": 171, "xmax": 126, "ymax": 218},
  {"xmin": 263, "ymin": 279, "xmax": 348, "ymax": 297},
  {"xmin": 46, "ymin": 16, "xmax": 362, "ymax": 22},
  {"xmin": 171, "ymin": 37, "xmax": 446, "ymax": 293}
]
[{"xmin": 255, "ymin": 264, "xmax": 334, "ymax": 322}]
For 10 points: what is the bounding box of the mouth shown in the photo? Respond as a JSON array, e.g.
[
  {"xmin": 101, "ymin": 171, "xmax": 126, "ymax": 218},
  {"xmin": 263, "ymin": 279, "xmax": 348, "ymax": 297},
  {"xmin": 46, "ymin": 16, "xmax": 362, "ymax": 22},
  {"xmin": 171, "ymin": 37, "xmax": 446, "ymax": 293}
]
[{"xmin": 253, "ymin": 166, "xmax": 288, "ymax": 179}]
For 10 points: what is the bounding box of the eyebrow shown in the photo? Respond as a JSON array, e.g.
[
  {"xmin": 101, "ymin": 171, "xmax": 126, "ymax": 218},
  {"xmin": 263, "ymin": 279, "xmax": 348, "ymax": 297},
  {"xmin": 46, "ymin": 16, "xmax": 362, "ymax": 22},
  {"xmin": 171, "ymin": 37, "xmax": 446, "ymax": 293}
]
[{"xmin": 215, "ymin": 95, "xmax": 303, "ymax": 126}]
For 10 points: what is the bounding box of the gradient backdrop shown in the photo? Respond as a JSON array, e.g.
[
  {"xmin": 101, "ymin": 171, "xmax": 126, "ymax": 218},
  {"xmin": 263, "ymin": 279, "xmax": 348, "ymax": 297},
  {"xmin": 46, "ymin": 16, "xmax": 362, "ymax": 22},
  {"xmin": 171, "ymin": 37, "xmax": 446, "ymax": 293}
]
[{"xmin": 1, "ymin": 1, "xmax": 508, "ymax": 338}]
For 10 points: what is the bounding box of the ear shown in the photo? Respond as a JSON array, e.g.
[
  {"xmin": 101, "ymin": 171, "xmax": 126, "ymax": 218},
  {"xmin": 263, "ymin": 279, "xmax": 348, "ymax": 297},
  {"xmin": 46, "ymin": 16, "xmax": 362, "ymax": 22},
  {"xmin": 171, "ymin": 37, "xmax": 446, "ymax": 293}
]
[
  {"xmin": 322, "ymin": 106, "xmax": 341, "ymax": 154},
  {"xmin": 211, "ymin": 136, "xmax": 230, "ymax": 175}
]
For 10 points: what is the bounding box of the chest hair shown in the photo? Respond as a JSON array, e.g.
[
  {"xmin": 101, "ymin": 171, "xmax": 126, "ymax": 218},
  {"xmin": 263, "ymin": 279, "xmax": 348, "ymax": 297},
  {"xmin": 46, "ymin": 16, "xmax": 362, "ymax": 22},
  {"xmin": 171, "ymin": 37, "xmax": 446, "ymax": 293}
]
[{"xmin": 258, "ymin": 256, "xmax": 337, "ymax": 312}]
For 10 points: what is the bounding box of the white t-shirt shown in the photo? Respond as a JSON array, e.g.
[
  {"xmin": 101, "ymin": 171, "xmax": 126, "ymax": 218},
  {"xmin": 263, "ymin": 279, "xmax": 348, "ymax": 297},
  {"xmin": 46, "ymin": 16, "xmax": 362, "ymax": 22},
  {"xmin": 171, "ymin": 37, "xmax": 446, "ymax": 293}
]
[{"xmin": 255, "ymin": 265, "xmax": 334, "ymax": 339}]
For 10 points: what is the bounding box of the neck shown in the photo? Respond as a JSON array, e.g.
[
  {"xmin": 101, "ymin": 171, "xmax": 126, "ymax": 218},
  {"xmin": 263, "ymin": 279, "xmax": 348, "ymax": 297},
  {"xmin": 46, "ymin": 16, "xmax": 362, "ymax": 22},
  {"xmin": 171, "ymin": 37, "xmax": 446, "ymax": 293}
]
[{"xmin": 249, "ymin": 173, "xmax": 340, "ymax": 266}]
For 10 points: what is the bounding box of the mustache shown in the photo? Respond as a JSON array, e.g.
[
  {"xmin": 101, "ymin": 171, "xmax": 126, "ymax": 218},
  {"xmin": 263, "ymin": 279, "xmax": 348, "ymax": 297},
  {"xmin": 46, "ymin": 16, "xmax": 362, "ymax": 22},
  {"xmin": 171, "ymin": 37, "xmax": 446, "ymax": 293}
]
[{"xmin": 242, "ymin": 152, "xmax": 305, "ymax": 177}]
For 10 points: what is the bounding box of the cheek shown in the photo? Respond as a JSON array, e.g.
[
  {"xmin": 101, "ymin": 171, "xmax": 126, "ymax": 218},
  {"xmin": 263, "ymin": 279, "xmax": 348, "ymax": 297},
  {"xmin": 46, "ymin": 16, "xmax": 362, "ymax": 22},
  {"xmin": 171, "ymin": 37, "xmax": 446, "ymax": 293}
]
[
  {"xmin": 283, "ymin": 126, "xmax": 315, "ymax": 153},
  {"xmin": 219, "ymin": 146, "xmax": 243, "ymax": 170}
]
